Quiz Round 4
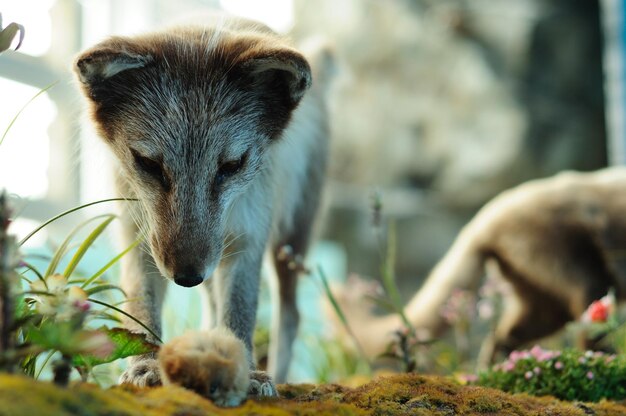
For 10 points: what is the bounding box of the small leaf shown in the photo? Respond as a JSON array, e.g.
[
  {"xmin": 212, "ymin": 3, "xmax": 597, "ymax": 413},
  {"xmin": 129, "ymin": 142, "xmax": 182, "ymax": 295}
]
[
  {"xmin": 0, "ymin": 22, "xmax": 25, "ymax": 53},
  {"xmin": 73, "ymin": 327, "xmax": 159, "ymax": 368},
  {"xmin": 27, "ymin": 320, "xmax": 81, "ymax": 353}
]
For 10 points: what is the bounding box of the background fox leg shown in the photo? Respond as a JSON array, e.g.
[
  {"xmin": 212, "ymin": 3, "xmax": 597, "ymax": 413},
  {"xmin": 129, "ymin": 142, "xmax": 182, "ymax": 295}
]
[{"xmin": 269, "ymin": 245, "xmax": 300, "ymax": 383}]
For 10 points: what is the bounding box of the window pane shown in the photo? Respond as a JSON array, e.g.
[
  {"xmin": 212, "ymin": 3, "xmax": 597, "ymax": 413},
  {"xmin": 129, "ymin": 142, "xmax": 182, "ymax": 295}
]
[{"xmin": 0, "ymin": 79, "xmax": 56, "ymax": 199}]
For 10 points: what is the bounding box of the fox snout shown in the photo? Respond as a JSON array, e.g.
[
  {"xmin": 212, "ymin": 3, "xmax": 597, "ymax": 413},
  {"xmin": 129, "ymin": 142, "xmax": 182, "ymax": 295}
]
[{"xmin": 150, "ymin": 234, "xmax": 220, "ymax": 288}]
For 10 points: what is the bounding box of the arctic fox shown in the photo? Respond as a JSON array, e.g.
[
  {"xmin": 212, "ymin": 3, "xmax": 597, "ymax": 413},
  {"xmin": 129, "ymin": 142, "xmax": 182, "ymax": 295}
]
[
  {"xmin": 332, "ymin": 167, "xmax": 626, "ymax": 364},
  {"xmin": 74, "ymin": 15, "xmax": 334, "ymax": 393}
]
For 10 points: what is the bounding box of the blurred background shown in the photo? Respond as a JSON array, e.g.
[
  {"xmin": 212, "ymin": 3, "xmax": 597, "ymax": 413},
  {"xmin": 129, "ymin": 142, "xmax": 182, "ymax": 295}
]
[{"xmin": 0, "ymin": 0, "xmax": 624, "ymax": 382}]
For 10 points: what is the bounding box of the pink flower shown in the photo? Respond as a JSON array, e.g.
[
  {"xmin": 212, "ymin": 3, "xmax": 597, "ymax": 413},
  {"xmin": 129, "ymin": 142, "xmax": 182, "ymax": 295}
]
[
  {"xmin": 533, "ymin": 366, "xmax": 541, "ymax": 375},
  {"xmin": 509, "ymin": 350, "xmax": 530, "ymax": 363},
  {"xmin": 525, "ymin": 371, "xmax": 533, "ymax": 380},
  {"xmin": 459, "ymin": 374, "xmax": 478, "ymax": 383},
  {"xmin": 477, "ymin": 299, "xmax": 494, "ymax": 320},
  {"xmin": 587, "ymin": 371, "xmax": 594, "ymax": 380},
  {"xmin": 502, "ymin": 361, "xmax": 515, "ymax": 372},
  {"xmin": 554, "ymin": 361, "xmax": 564, "ymax": 370},
  {"xmin": 440, "ymin": 289, "xmax": 476, "ymax": 324},
  {"xmin": 528, "ymin": 345, "xmax": 561, "ymax": 362},
  {"xmin": 578, "ymin": 357, "xmax": 587, "ymax": 364},
  {"xmin": 530, "ymin": 345, "xmax": 544, "ymax": 359},
  {"xmin": 73, "ymin": 300, "xmax": 90, "ymax": 312}
]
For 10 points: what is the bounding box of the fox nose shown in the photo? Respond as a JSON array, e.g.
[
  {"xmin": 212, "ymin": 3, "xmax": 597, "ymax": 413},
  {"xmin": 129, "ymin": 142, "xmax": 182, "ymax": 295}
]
[{"xmin": 174, "ymin": 274, "xmax": 204, "ymax": 288}]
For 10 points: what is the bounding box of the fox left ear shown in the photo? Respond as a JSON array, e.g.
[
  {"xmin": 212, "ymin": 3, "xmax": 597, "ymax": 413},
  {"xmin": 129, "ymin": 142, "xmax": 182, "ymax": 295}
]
[
  {"xmin": 73, "ymin": 44, "xmax": 152, "ymax": 105},
  {"xmin": 239, "ymin": 48, "xmax": 312, "ymax": 109},
  {"xmin": 74, "ymin": 46, "xmax": 152, "ymax": 86}
]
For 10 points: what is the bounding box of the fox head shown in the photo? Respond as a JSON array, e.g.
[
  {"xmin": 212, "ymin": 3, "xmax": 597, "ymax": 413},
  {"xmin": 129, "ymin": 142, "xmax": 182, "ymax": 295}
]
[{"xmin": 74, "ymin": 25, "xmax": 311, "ymax": 287}]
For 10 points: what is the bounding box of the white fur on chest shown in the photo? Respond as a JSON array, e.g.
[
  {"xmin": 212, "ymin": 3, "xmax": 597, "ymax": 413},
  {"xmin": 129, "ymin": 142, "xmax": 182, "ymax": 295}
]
[{"xmin": 224, "ymin": 92, "xmax": 322, "ymax": 249}]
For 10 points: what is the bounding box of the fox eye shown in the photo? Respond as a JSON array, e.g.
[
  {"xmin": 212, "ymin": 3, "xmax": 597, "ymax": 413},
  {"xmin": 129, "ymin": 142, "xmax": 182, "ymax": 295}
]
[
  {"xmin": 216, "ymin": 152, "xmax": 247, "ymax": 185},
  {"xmin": 131, "ymin": 150, "xmax": 170, "ymax": 190}
]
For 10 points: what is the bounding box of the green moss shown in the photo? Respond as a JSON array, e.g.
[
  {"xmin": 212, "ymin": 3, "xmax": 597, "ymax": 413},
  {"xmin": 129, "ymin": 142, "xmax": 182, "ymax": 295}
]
[
  {"xmin": 278, "ymin": 383, "xmax": 316, "ymax": 400},
  {"xmin": 467, "ymin": 396, "xmax": 502, "ymax": 413},
  {"xmin": 1, "ymin": 372, "xmax": 626, "ymax": 415}
]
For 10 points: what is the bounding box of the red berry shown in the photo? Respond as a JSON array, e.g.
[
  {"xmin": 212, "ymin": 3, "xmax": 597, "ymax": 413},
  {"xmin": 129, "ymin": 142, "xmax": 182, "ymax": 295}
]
[{"xmin": 588, "ymin": 300, "xmax": 609, "ymax": 322}]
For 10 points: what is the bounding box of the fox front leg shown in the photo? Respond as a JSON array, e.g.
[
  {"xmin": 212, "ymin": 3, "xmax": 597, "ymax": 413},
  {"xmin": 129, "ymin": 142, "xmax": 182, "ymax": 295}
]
[
  {"xmin": 214, "ymin": 243, "xmax": 278, "ymax": 398},
  {"xmin": 118, "ymin": 240, "xmax": 168, "ymax": 387}
]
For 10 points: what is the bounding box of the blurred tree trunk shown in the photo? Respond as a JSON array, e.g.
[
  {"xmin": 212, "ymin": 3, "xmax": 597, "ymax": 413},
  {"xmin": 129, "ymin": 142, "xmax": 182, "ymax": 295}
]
[
  {"xmin": 0, "ymin": 193, "xmax": 15, "ymax": 372},
  {"xmin": 521, "ymin": 0, "xmax": 608, "ymax": 175},
  {"xmin": 601, "ymin": 0, "xmax": 626, "ymax": 165}
]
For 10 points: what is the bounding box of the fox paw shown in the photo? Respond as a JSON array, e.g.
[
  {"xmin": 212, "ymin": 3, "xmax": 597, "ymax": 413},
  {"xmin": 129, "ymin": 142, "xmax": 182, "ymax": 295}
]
[
  {"xmin": 248, "ymin": 371, "xmax": 278, "ymax": 397},
  {"xmin": 159, "ymin": 328, "xmax": 250, "ymax": 407},
  {"xmin": 119, "ymin": 358, "xmax": 162, "ymax": 387}
]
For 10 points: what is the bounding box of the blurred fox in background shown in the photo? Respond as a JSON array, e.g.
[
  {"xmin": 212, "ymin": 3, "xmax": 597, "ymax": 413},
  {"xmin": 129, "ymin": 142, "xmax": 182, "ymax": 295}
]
[{"xmin": 331, "ymin": 167, "xmax": 626, "ymax": 366}]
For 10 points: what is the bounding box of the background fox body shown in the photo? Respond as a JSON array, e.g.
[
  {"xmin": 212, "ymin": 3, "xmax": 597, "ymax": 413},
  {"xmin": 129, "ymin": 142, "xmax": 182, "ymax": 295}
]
[
  {"xmin": 74, "ymin": 16, "xmax": 333, "ymax": 391},
  {"xmin": 336, "ymin": 167, "xmax": 626, "ymax": 364}
]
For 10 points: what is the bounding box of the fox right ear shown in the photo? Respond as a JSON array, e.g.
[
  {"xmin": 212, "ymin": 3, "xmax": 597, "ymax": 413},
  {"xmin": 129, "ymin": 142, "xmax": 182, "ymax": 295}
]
[{"xmin": 74, "ymin": 47, "xmax": 152, "ymax": 88}]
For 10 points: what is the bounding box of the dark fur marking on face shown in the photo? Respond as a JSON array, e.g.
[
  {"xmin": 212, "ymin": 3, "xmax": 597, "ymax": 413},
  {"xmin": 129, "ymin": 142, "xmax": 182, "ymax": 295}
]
[
  {"xmin": 74, "ymin": 32, "xmax": 312, "ymax": 142},
  {"xmin": 216, "ymin": 151, "xmax": 248, "ymax": 187},
  {"xmin": 131, "ymin": 149, "xmax": 171, "ymax": 191}
]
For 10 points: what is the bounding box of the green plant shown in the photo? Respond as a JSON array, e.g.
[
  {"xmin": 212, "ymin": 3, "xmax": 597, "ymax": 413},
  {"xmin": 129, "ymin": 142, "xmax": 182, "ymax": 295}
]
[
  {"xmin": 315, "ymin": 191, "xmax": 432, "ymax": 375},
  {"xmin": 316, "ymin": 264, "xmax": 370, "ymax": 366},
  {"xmin": 308, "ymin": 334, "xmax": 371, "ymax": 384},
  {"xmin": 477, "ymin": 345, "xmax": 626, "ymax": 402},
  {"xmin": 0, "ymin": 42, "xmax": 158, "ymax": 384},
  {"xmin": 366, "ymin": 193, "xmax": 430, "ymax": 373},
  {"xmin": 9, "ymin": 206, "xmax": 158, "ymax": 385}
]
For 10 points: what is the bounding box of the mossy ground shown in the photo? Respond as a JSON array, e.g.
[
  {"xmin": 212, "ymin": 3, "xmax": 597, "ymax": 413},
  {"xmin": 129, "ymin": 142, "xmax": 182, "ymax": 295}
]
[{"xmin": 1, "ymin": 373, "xmax": 625, "ymax": 415}]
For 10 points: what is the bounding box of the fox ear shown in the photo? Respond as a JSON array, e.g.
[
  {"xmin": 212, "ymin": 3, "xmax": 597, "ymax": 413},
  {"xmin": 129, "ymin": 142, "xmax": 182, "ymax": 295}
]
[
  {"xmin": 74, "ymin": 47, "xmax": 152, "ymax": 87},
  {"xmin": 239, "ymin": 48, "xmax": 312, "ymax": 108}
]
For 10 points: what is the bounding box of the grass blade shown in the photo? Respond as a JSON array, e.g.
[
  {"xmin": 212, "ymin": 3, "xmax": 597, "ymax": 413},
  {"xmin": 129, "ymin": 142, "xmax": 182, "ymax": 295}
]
[
  {"xmin": 81, "ymin": 237, "xmax": 142, "ymax": 289},
  {"xmin": 43, "ymin": 214, "xmax": 113, "ymax": 278},
  {"xmin": 18, "ymin": 261, "xmax": 45, "ymax": 287},
  {"xmin": 19, "ymin": 198, "xmax": 138, "ymax": 247},
  {"xmin": 34, "ymin": 350, "xmax": 56, "ymax": 380},
  {"xmin": 381, "ymin": 222, "xmax": 414, "ymax": 333},
  {"xmin": 87, "ymin": 298, "xmax": 162, "ymax": 344},
  {"xmin": 87, "ymin": 310, "xmax": 122, "ymax": 324},
  {"xmin": 85, "ymin": 284, "xmax": 126, "ymax": 297},
  {"xmin": 316, "ymin": 265, "xmax": 370, "ymax": 368},
  {"xmin": 1, "ymin": 82, "xmax": 57, "ymax": 148},
  {"xmin": 62, "ymin": 215, "xmax": 116, "ymax": 278}
]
